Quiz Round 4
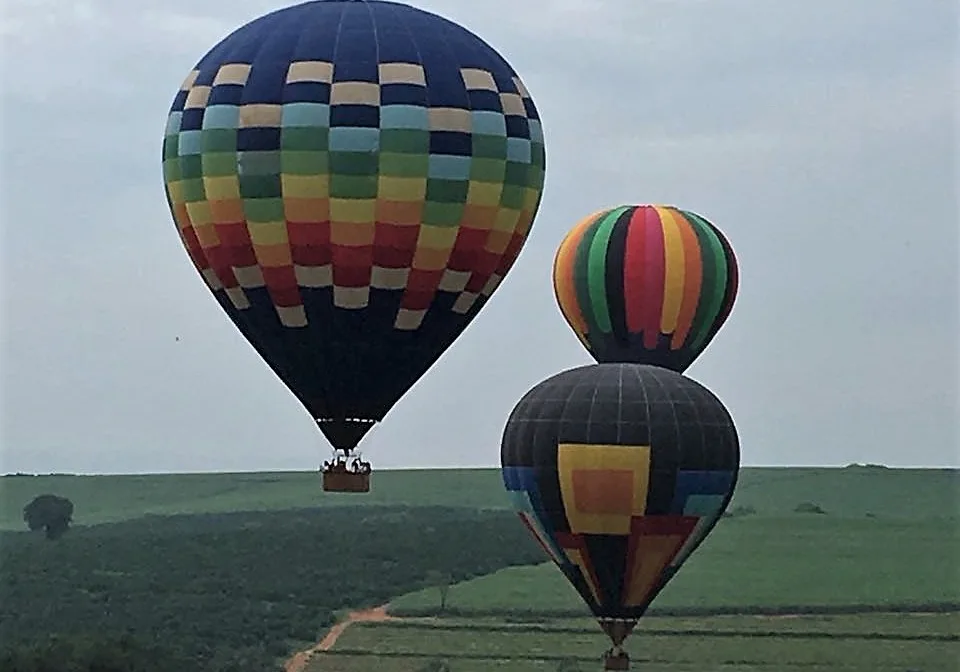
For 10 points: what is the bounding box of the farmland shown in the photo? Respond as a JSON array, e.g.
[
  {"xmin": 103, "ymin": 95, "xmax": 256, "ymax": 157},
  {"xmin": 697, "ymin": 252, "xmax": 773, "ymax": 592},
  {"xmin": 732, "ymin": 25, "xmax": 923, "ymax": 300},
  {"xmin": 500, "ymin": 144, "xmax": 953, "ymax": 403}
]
[{"xmin": 1, "ymin": 466, "xmax": 958, "ymax": 671}]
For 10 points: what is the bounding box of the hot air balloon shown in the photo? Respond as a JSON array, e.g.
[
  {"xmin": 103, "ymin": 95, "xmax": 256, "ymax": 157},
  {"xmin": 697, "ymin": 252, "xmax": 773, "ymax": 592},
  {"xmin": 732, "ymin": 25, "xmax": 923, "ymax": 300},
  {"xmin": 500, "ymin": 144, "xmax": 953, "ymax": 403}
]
[
  {"xmin": 553, "ymin": 205, "xmax": 738, "ymax": 373},
  {"xmin": 501, "ymin": 363, "xmax": 739, "ymax": 669},
  {"xmin": 162, "ymin": 1, "xmax": 546, "ymax": 491}
]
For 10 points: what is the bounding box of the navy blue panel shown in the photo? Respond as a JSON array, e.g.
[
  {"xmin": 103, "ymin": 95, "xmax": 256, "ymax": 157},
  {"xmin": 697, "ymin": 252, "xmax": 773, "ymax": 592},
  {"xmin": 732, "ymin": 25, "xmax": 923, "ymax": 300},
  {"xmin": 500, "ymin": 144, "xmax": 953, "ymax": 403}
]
[
  {"xmin": 283, "ymin": 82, "xmax": 332, "ymax": 105},
  {"xmin": 180, "ymin": 108, "xmax": 205, "ymax": 132},
  {"xmin": 237, "ymin": 128, "xmax": 281, "ymax": 152},
  {"xmin": 330, "ymin": 104, "xmax": 379, "ymax": 128},
  {"xmin": 208, "ymin": 84, "xmax": 244, "ymax": 106},
  {"xmin": 468, "ymin": 90, "xmax": 503, "ymax": 113},
  {"xmin": 505, "ymin": 115, "xmax": 529, "ymax": 138},
  {"xmin": 374, "ymin": 27, "xmax": 421, "ymax": 63},
  {"xmin": 379, "ymin": 83, "xmax": 428, "ymax": 106},
  {"xmin": 170, "ymin": 90, "xmax": 188, "ymax": 112},
  {"xmin": 289, "ymin": 5, "xmax": 341, "ymax": 62},
  {"xmin": 430, "ymin": 131, "xmax": 472, "ymax": 156}
]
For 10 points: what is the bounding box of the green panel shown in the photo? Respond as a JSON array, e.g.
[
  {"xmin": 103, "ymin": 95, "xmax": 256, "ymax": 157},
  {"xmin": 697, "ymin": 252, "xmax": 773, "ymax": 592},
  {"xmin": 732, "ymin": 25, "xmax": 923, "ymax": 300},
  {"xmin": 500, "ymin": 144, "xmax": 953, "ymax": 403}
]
[
  {"xmin": 572, "ymin": 213, "xmax": 604, "ymax": 337},
  {"xmin": 472, "ymin": 134, "xmax": 508, "ymax": 160},
  {"xmin": 329, "ymin": 174, "xmax": 378, "ymax": 199},
  {"xmin": 586, "ymin": 207, "xmax": 628, "ymax": 334},
  {"xmin": 163, "ymin": 158, "xmax": 182, "ymax": 182},
  {"xmin": 683, "ymin": 211, "xmax": 728, "ymax": 350},
  {"xmin": 426, "ymin": 179, "xmax": 469, "ymax": 204},
  {"xmin": 281, "ymin": 151, "xmax": 329, "ymax": 176},
  {"xmin": 179, "ymin": 155, "xmax": 204, "ymax": 180},
  {"xmin": 201, "ymin": 129, "xmax": 238, "ymax": 153},
  {"xmin": 422, "ymin": 201, "xmax": 464, "ymax": 227},
  {"xmin": 239, "ymin": 151, "xmax": 282, "ymax": 175},
  {"xmin": 329, "ymin": 151, "xmax": 378, "ymax": 176},
  {"xmin": 469, "ymin": 158, "xmax": 506, "ymax": 182},
  {"xmin": 281, "ymin": 127, "xmax": 329, "ymax": 151},
  {"xmin": 379, "ymin": 152, "xmax": 428, "ymax": 177},
  {"xmin": 503, "ymin": 161, "xmax": 530, "ymax": 187},
  {"xmin": 162, "ymin": 136, "xmax": 180, "ymax": 160},
  {"xmin": 201, "ymin": 152, "xmax": 239, "ymax": 178},
  {"xmin": 239, "ymin": 174, "xmax": 283, "ymax": 200},
  {"xmin": 379, "ymin": 129, "xmax": 429, "ymax": 154},
  {"xmin": 179, "ymin": 178, "xmax": 206, "ymax": 203},
  {"xmin": 498, "ymin": 184, "xmax": 526, "ymax": 209},
  {"xmin": 243, "ymin": 197, "xmax": 286, "ymax": 223}
]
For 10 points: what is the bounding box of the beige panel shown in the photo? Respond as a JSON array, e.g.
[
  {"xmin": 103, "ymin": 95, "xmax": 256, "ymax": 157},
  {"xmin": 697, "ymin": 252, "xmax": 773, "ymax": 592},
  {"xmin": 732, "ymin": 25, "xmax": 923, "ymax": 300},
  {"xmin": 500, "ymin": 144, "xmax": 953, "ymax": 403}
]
[
  {"xmin": 233, "ymin": 265, "xmax": 265, "ymax": 288},
  {"xmin": 214, "ymin": 63, "xmax": 252, "ymax": 86},
  {"xmin": 239, "ymin": 104, "xmax": 283, "ymax": 128},
  {"xmin": 370, "ymin": 266, "xmax": 409, "ymax": 290},
  {"xmin": 184, "ymin": 86, "xmax": 211, "ymax": 109},
  {"xmin": 452, "ymin": 291, "xmax": 478, "ymax": 314},
  {"xmin": 201, "ymin": 268, "xmax": 223, "ymax": 291},
  {"xmin": 330, "ymin": 82, "xmax": 380, "ymax": 106},
  {"xmin": 225, "ymin": 286, "xmax": 250, "ymax": 309},
  {"xmin": 512, "ymin": 76, "xmax": 530, "ymax": 98},
  {"xmin": 499, "ymin": 92, "xmax": 526, "ymax": 116},
  {"xmin": 480, "ymin": 272, "xmax": 503, "ymax": 296},
  {"xmin": 394, "ymin": 308, "xmax": 427, "ymax": 330},
  {"xmin": 438, "ymin": 269, "xmax": 471, "ymax": 293},
  {"xmin": 460, "ymin": 68, "xmax": 497, "ymax": 91},
  {"xmin": 180, "ymin": 70, "xmax": 199, "ymax": 91},
  {"xmin": 429, "ymin": 107, "xmax": 471, "ymax": 133},
  {"xmin": 286, "ymin": 60, "xmax": 334, "ymax": 83},
  {"xmin": 378, "ymin": 62, "xmax": 426, "ymax": 85},
  {"xmin": 334, "ymin": 285, "xmax": 370, "ymax": 309},
  {"xmin": 294, "ymin": 264, "xmax": 333, "ymax": 288},
  {"xmin": 276, "ymin": 305, "xmax": 308, "ymax": 328}
]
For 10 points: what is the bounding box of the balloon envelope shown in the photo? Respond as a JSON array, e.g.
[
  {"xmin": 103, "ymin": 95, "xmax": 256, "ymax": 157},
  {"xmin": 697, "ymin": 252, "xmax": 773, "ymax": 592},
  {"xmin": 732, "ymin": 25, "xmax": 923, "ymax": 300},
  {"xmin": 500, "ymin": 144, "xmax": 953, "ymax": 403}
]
[
  {"xmin": 553, "ymin": 205, "xmax": 737, "ymax": 372},
  {"xmin": 162, "ymin": 0, "xmax": 546, "ymax": 452},
  {"xmin": 501, "ymin": 363, "xmax": 739, "ymax": 645}
]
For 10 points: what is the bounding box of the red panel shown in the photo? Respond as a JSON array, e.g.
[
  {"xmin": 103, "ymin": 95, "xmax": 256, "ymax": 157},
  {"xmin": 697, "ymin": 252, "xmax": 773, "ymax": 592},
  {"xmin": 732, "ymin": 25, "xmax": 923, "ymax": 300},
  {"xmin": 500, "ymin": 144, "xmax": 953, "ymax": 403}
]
[
  {"xmin": 631, "ymin": 515, "xmax": 699, "ymax": 537},
  {"xmin": 373, "ymin": 223, "xmax": 418, "ymax": 268},
  {"xmin": 261, "ymin": 266, "xmax": 300, "ymax": 307},
  {"xmin": 447, "ymin": 227, "xmax": 488, "ymax": 272},
  {"xmin": 406, "ymin": 268, "xmax": 443, "ymax": 292},
  {"xmin": 222, "ymin": 245, "xmax": 258, "ymax": 268},
  {"xmin": 332, "ymin": 245, "xmax": 373, "ymax": 287},
  {"xmin": 288, "ymin": 220, "xmax": 331, "ymax": 247},
  {"xmin": 291, "ymin": 245, "xmax": 332, "ymax": 266},
  {"xmin": 215, "ymin": 221, "xmax": 251, "ymax": 247}
]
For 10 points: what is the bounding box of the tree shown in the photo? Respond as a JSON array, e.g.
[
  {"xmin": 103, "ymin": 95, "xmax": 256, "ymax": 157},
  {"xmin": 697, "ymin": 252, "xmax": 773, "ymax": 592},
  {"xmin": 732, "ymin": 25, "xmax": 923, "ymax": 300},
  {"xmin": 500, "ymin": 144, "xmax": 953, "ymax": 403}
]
[
  {"xmin": 23, "ymin": 494, "xmax": 74, "ymax": 540},
  {"xmin": 425, "ymin": 570, "xmax": 453, "ymax": 613}
]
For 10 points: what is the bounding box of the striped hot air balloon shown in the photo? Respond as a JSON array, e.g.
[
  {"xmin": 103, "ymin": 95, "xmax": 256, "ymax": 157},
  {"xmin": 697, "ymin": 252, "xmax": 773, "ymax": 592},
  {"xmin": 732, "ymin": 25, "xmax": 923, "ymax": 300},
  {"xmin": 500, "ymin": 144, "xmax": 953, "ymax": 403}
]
[{"xmin": 552, "ymin": 205, "xmax": 738, "ymax": 373}]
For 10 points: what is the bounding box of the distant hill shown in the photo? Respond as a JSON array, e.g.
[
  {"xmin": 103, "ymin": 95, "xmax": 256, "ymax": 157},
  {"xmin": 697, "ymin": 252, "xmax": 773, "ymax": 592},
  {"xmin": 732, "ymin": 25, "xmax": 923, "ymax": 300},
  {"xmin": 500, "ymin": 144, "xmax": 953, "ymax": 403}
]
[{"xmin": 1, "ymin": 466, "xmax": 957, "ymax": 530}]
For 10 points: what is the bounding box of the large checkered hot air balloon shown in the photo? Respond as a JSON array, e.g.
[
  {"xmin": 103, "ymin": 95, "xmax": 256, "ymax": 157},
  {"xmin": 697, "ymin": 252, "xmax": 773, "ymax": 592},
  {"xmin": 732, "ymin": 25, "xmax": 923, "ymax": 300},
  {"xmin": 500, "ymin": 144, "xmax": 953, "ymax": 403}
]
[
  {"xmin": 162, "ymin": 0, "xmax": 546, "ymax": 491},
  {"xmin": 501, "ymin": 363, "xmax": 740, "ymax": 670},
  {"xmin": 553, "ymin": 205, "xmax": 738, "ymax": 372}
]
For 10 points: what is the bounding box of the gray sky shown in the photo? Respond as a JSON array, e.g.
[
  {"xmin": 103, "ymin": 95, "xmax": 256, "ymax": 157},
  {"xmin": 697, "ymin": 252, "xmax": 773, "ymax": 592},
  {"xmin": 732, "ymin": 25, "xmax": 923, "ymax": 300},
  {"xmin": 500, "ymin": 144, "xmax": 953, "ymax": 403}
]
[{"xmin": 1, "ymin": 0, "xmax": 957, "ymax": 474}]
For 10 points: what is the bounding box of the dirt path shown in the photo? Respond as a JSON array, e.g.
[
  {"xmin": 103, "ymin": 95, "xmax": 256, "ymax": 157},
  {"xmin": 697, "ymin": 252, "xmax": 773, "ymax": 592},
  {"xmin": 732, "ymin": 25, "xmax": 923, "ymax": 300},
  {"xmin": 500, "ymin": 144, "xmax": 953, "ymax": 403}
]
[{"xmin": 284, "ymin": 604, "xmax": 393, "ymax": 672}]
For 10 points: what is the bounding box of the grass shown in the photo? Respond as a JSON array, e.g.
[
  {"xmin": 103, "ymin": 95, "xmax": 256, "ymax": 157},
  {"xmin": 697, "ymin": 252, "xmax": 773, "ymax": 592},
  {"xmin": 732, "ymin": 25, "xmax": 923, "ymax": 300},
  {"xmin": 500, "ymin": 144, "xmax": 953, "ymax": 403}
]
[
  {"xmin": 306, "ymin": 613, "xmax": 960, "ymax": 672},
  {"xmin": 2, "ymin": 465, "xmax": 957, "ymax": 530},
  {"xmin": 391, "ymin": 516, "xmax": 960, "ymax": 615}
]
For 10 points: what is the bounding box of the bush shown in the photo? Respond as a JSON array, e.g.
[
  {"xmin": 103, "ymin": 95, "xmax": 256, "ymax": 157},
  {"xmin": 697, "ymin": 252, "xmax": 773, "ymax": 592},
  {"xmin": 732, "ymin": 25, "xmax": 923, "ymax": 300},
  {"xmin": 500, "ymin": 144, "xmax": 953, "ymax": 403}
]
[{"xmin": 794, "ymin": 501, "xmax": 827, "ymax": 515}]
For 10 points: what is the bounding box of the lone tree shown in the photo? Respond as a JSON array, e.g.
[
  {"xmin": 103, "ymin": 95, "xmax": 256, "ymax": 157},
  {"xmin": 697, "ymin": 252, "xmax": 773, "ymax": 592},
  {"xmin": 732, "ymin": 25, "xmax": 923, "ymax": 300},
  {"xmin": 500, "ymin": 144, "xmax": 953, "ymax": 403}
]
[
  {"xmin": 425, "ymin": 570, "xmax": 453, "ymax": 613},
  {"xmin": 23, "ymin": 494, "xmax": 74, "ymax": 540}
]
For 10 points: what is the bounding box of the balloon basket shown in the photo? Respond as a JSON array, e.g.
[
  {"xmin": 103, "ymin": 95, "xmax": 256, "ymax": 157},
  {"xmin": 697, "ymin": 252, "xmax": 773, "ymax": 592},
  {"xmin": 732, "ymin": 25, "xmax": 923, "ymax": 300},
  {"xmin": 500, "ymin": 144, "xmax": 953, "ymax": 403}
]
[
  {"xmin": 321, "ymin": 456, "xmax": 372, "ymax": 493},
  {"xmin": 603, "ymin": 650, "xmax": 630, "ymax": 670}
]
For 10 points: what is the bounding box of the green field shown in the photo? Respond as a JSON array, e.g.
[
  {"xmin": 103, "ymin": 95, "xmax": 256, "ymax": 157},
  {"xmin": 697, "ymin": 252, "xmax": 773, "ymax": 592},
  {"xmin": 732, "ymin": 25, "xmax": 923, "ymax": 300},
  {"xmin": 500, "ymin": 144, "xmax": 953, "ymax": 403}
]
[
  {"xmin": 307, "ymin": 613, "xmax": 960, "ymax": 671},
  {"xmin": 3, "ymin": 466, "xmax": 958, "ymax": 671},
  {"xmin": 2, "ymin": 465, "xmax": 957, "ymax": 530}
]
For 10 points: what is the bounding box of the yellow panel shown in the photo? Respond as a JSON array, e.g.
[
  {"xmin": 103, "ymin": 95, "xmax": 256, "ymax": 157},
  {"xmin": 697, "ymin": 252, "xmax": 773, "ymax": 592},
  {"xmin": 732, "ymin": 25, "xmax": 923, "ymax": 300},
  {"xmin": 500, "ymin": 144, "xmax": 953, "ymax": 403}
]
[
  {"xmin": 623, "ymin": 534, "xmax": 687, "ymax": 607},
  {"xmin": 282, "ymin": 174, "xmax": 329, "ymax": 199},
  {"xmin": 193, "ymin": 222, "xmax": 220, "ymax": 249},
  {"xmin": 564, "ymin": 548, "xmax": 602, "ymax": 605},
  {"xmin": 247, "ymin": 221, "xmax": 289, "ymax": 246},
  {"xmin": 378, "ymin": 176, "xmax": 426, "ymax": 202},
  {"xmin": 493, "ymin": 207, "xmax": 521, "ymax": 232},
  {"xmin": 654, "ymin": 206, "xmax": 686, "ymax": 334},
  {"xmin": 466, "ymin": 181, "xmax": 503, "ymax": 206},
  {"xmin": 166, "ymin": 181, "xmax": 184, "ymax": 205},
  {"xmin": 330, "ymin": 198, "xmax": 376, "ymax": 223},
  {"xmin": 203, "ymin": 176, "xmax": 240, "ymax": 201},
  {"xmin": 557, "ymin": 443, "xmax": 651, "ymax": 536},
  {"xmin": 416, "ymin": 224, "xmax": 459, "ymax": 249},
  {"xmin": 185, "ymin": 201, "xmax": 213, "ymax": 229}
]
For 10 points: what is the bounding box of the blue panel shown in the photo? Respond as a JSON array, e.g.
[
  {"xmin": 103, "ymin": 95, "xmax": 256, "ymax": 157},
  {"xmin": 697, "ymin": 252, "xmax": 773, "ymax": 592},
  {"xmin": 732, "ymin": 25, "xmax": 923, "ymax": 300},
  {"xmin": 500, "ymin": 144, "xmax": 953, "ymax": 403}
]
[
  {"xmin": 208, "ymin": 84, "xmax": 244, "ymax": 106},
  {"xmin": 237, "ymin": 128, "xmax": 281, "ymax": 152},
  {"xmin": 330, "ymin": 104, "xmax": 379, "ymax": 128},
  {"xmin": 380, "ymin": 84, "xmax": 428, "ymax": 106},
  {"xmin": 202, "ymin": 105, "xmax": 240, "ymax": 130},
  {"xmin": 429, "ymin": 131, "xmax": 472, "ymax": 156},
  {"xmin": 380, "ymin": 104, "xmax": 429, "ymax": 130},
  {"xmin": 329, "ymin": 126, "xmax": 380, "ymax": 152},
  {"xmin": 283, "ymin": 82, "xmax": 332, "ymax": 105},
  {"xmin": 669, "ymin": 470, "xmax": 735, "ymax": 514}
]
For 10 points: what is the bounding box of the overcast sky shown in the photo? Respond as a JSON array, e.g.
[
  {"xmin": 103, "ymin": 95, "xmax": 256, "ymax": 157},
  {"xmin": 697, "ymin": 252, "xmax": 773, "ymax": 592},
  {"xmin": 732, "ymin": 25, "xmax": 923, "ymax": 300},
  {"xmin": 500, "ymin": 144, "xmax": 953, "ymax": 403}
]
[{"xmin": 1, "ymin": 0, "xmax": 957, "ymax": 474}]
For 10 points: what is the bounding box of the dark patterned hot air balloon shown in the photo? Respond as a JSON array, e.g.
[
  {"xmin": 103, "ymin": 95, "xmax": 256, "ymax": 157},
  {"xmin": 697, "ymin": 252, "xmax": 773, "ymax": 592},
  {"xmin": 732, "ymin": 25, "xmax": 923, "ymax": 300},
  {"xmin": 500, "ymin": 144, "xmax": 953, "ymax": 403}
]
[
  {"xmin": 501, "ymin": 363, "xmax": 739, "ymax": 669},
  {"xmin": 553, "ymin": 205, "xmax": 738, "ymax": 373},
  {"xmin": 161, "ymin": 1, "xmax": 546, "ymax": 491}
]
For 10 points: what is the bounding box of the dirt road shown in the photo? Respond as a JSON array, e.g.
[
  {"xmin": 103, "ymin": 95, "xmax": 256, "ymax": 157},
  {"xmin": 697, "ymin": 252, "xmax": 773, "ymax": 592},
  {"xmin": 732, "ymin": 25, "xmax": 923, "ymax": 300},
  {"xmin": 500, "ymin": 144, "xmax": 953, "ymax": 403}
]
[{"xmin": 284, "ymin": 604, "xmax": 392, "ymax": 672}]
